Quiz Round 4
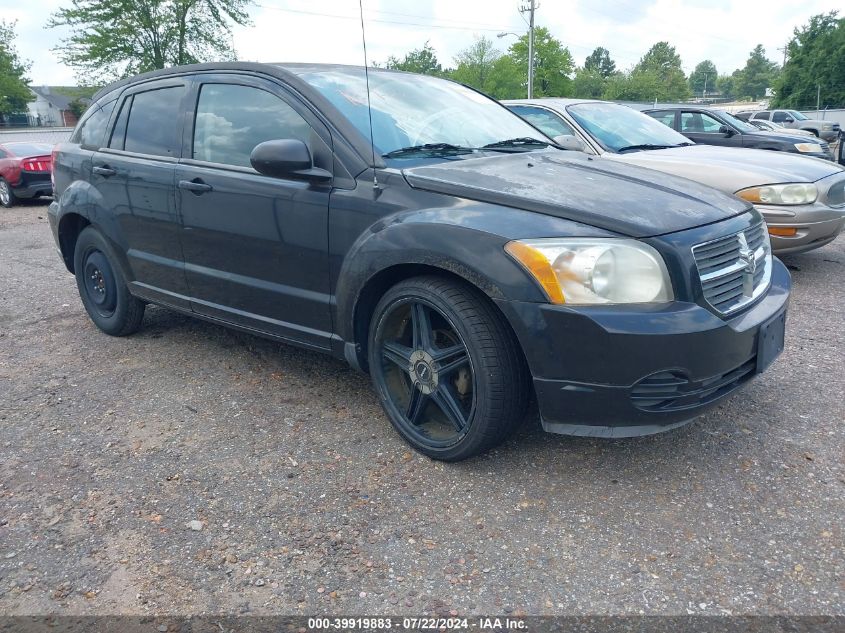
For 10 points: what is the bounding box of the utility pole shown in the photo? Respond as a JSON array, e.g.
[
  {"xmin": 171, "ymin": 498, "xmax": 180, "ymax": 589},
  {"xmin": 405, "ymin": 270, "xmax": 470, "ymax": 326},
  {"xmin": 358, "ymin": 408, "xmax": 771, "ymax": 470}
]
[
  {"xmin": 519, "ymin": 0, "xmax": 538, "ymax": 98},
  {"xmin": 777, "ymin": 43, "xmax": 788, "ymax": 68},
  {"xmin": 817, "ymin": 84, "xmax": 821, "ymax": 116},
  {"xmin": 702, "ymin": 71, "xmax": 712, "ymax": 101}
]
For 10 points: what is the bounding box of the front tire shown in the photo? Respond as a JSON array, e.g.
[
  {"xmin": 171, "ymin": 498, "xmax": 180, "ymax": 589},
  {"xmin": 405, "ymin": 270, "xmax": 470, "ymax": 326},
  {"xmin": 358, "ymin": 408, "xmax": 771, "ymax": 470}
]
[
  {"xmin": 0, "ymin": 178, "xmax": 18, "ymax": 208},
  {"xmin": 368, "ymin": 276, "xmax": 528, "ymax": 461},
  {"xmin": 73, "ymin": 227, "xmax": 145, "ymax": 336}
]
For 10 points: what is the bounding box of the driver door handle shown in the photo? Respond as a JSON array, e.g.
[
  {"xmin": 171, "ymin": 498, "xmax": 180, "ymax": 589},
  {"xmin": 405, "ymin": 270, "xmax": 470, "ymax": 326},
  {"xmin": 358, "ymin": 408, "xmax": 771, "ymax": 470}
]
[{"xmin": 178, "ymin": 179, "xmax": 213, "ymax": 194}]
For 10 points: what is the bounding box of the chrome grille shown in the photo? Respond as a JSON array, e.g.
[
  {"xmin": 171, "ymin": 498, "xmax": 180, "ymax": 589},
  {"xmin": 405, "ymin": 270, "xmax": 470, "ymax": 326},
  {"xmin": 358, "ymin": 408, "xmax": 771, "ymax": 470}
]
[{"xmin": 693, "ymin": 223, "xmax": 772, "ymax": 315}]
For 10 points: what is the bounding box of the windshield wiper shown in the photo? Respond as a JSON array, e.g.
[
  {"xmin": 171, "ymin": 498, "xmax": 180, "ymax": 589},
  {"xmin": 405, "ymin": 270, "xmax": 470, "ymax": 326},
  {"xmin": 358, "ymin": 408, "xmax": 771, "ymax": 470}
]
[
  {"xmin": 482, "ymin": 137, "xmax": 550, "ymax": 150},
  {"xmin": 616, "ymin": 143, "xmax": 678, "ymax": 153},
  {"xmin": 382, "ymin": 143, "xmax": 476, "ymax": 158}
]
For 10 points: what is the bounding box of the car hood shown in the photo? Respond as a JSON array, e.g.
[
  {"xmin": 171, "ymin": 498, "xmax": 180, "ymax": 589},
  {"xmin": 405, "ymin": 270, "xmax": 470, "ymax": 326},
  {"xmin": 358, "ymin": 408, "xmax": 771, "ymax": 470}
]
[
  {"xmin": 607, "ymin": 144, "xmax": 843, "ymax": 193},
  {"xmin": 753, "ymin": 130, "xmax": 826, "ymax": 145},
  {"xmin": 402, "ymin": 150, "xmax": 750, "ymax": 238}
]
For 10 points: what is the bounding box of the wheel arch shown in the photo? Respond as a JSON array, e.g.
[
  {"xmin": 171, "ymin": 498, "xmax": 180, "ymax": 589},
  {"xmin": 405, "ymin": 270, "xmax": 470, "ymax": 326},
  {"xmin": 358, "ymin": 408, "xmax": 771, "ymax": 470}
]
[
  {"xmin": 345, "ymin": 262, "xmax": 530, "ymax": 375},
  {"xmin": 57, "ymin": 212, "xmax": 91, "ymax": 273}
]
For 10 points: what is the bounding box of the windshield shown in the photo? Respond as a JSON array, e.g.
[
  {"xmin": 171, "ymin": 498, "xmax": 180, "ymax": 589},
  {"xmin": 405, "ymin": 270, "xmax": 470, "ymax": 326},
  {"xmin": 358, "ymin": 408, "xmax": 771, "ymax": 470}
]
[
  {"xmin": 714, "ymin": 110, "xmax": 757, "ymax": 133},
  {"xmin": 789, "ymin": 110, "xmax": 809, "ymax": 120},
  {"xmin": 566, "ymin": 102, "xmax": 691, "ymax": 152},
  {"xmin": 296, "ymin": 69, "xmax": 549, "ymax": 156},
  {"xmin": 5, "ymin": 143, "xmax": 52, "ymax": 157}
]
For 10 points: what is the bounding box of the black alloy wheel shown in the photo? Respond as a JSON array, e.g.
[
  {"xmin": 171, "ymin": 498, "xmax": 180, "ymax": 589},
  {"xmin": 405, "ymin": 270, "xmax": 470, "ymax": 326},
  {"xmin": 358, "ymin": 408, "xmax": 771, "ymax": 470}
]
[{"xmin": 369, "ymin": 276, "xmax": 528, "ymax": 461}]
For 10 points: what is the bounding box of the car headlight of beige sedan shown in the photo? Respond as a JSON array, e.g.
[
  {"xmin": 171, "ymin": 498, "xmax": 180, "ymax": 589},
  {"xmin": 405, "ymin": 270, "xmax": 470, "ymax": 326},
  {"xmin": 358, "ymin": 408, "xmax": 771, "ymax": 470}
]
[{"xmin": 737, "ymin": 183, "xmax": 818, "ymax": 206}]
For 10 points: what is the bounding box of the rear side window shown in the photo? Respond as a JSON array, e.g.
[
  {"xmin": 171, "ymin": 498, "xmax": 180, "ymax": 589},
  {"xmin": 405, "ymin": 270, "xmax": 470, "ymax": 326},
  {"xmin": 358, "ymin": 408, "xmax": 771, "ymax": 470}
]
[
  {"xmin": 124, "ymin": 86, "xmax": 185, "ymax": 157},
  {"xmin": 507, "ymin": 105, "xmax": 576, "ymax": 138},
  {"xmin": 647, "ymin": 110, "xmax": 676, "ymax": 128},
  {"xmin": 74, "ymin": 99, "xmax": 116, "ymax": 150},
  {"xmin": 192, "ymin": 83, "xmax": 311, "ymax": 168}
]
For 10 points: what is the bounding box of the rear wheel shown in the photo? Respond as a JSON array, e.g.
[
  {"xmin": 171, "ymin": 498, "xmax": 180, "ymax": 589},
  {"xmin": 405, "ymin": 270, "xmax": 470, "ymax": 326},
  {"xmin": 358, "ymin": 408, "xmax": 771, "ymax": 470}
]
[
  {"xmin": 0, "ymin": 178, "xmax": 17, "ymax": 208},
  {"xmin": 368, "ymin": 276, "xmax": 528, "ymax": 461},
  {"xmin": 73, "ymin": 227, "xmax": 145, "ymax": 336}
]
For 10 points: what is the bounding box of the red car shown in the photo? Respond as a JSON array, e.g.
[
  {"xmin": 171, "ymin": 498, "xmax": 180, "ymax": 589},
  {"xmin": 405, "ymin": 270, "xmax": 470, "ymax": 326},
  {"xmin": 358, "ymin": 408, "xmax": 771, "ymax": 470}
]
[{"xmin": 0, "ymin": 142, "xmax": 54, "ymax": 208}]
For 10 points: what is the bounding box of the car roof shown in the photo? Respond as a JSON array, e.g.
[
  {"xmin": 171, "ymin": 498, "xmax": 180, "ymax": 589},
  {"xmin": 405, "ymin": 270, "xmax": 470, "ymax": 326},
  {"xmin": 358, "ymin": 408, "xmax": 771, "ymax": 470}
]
[
  {"xmin": 502, "ymin": 97, "xmax": 605, "ymax": 110},
  {"xmin": 90, "ymin": 61, "xmax": 416, "ymax": 102}
]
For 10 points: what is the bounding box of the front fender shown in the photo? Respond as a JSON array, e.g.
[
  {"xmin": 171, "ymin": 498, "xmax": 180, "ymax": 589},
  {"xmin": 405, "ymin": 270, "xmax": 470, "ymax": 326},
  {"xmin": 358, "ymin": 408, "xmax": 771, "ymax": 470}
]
[{"xmin": 333, "ymin": 202, "xmax": 616, "ymax": 352}]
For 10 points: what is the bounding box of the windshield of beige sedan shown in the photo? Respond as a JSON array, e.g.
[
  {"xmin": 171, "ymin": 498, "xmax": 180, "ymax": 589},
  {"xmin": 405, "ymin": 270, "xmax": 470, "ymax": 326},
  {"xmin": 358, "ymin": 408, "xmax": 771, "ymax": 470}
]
[
  {"xmin": 567, "ymin": 102, "xmax": 692, "ymax": 152},
  {"xmin": 298, "ymin": 69, "xmax": 550, "ymax": 156}
]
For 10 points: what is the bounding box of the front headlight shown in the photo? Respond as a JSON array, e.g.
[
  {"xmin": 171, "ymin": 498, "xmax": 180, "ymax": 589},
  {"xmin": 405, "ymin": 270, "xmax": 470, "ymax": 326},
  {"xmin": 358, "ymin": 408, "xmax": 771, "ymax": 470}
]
[
  {"xmin": 794, "ymin": 143, "xmax": 824, "ymax": 153},
  {"xmin": 505, "ymin": 238, "xmax": 673, "ymax": 305},
  {"xmin": 737, "ymin": 183, "xmax": 818, "ymax": 205}
]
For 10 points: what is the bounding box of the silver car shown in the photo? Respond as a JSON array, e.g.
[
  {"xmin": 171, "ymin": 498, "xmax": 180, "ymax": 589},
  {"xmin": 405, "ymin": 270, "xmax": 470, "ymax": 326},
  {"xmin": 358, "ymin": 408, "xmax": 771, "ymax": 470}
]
[{"xmin": 506, "ymin": 98, "xmax": 845, "ymax": 255}]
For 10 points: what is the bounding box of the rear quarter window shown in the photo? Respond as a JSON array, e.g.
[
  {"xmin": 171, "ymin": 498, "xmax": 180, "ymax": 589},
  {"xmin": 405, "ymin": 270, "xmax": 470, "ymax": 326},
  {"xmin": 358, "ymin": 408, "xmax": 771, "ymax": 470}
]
[{"xmin": 72, "ymin": 99, "xmax": 117, "ymax": 150}]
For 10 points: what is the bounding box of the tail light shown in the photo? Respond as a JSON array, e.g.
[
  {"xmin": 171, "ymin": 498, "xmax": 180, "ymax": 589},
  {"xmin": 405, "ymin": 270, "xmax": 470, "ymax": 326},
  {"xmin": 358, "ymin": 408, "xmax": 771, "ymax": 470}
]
[{"xmin": 22, "ymin": 156, "xmax": 52, "ymax": 173}]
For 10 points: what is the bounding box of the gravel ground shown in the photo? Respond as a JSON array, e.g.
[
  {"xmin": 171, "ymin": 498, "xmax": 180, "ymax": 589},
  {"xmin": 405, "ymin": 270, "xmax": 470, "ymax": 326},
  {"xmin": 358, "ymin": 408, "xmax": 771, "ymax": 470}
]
[{"xmin": 0, "ymin": 201, "xmax": 842, "ymax": 617}]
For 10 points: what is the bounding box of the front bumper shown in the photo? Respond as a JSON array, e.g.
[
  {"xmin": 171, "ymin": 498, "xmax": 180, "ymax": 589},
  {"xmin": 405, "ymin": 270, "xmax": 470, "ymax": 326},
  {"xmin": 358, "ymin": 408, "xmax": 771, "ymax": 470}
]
[
  {"xmin": 495, "ymin": 260, "xmax": 790, "ymax": 438},
  {"xmin": 818, "ymin": 129, "xmax": 839, "ymax": 143},
  {"xmin": 756, "ymin": 201, "xmax": 845, "ymax": 255}
]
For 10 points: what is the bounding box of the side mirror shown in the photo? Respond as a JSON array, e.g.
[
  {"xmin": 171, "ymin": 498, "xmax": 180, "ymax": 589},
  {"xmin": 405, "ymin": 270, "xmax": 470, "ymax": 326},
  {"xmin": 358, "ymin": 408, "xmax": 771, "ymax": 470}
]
[
  {"xmin": 783, "ymin": 117, "xmax": 794, "ymax": 123},
  {"xmin": 718, "ymin": 125, "xmax": 735, "ymax": 136},
  {"xmin": 250, "ymin": 139, "xmax": 331, "ymax": 182},
  {"xmin": 553, "ymin": 135, "xmax": 586, "ymax": 152}
]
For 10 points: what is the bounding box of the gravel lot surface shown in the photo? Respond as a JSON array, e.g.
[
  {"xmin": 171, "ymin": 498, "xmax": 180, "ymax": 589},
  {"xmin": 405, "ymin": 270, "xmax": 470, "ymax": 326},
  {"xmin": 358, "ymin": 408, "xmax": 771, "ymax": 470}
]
[{"xmin": 0, "ymin": 201, "xmax": 842, "ymax": 617}]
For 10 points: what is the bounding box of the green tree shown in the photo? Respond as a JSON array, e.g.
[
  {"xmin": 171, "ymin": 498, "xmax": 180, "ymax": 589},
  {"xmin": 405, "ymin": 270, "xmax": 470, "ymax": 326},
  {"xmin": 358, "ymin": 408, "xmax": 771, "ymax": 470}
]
[
  {"xmin": 633, "ymin": 41, "xmax": 690, "ymax": 100},
  {"xmin": 773, "ymin": 12, "xmax": 844, "ymax": 108},
  {"xmin": 583, "ymin": 46, "xmax": 616, "ymax": 78},
  {"xmin": 47, "ymin": 0, "xmax": 252, "ymax": 82},
  {"xmin": 572, "ymin": 67, "xmax": 607, "ymax": 98},
  {"xmin": 486, "ymin": 55, "xmax": 524, "ymax": 99},
  {"xmin": 0, "ymin": 20, "xmax": 33, "ymax": 116},
  {"xmin": 602, "ymin": 70, "xmax": 663, "ymax": 102},
  {"xmin": 450, "ymin": 36, "xmax": 501, "ymax": 93},
  {"xmin": 735, "ymin": 44, "xmax": 779, "ymax": 100},
  {"xmin": 689, "ymin": 60, "xmax": 717, "ymax": 96},
  {"xmin": 508, "ymin": 27, "xmax": 574, "ymax": 97},
  {"xmin": 716, "ymin": 71, "xmax": 742, "ymax": 100},
  {"xmin": 385, "ymin": 42, "xmax": 443, "ymax": 76}
]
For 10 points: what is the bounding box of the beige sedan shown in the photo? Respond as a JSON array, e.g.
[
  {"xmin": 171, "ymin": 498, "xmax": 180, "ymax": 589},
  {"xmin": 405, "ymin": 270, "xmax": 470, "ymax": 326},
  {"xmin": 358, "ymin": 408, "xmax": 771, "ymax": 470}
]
[{"xmin": 506, "ymin": 98, "xmax": 845, "ymax": 255}]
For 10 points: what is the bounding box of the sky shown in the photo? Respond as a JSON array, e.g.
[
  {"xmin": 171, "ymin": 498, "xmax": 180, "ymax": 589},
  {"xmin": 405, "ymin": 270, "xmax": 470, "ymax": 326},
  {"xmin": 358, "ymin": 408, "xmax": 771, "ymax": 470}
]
[{"xmin": 3, "ymin": 0, "xmax": 843, "ymax": 86}]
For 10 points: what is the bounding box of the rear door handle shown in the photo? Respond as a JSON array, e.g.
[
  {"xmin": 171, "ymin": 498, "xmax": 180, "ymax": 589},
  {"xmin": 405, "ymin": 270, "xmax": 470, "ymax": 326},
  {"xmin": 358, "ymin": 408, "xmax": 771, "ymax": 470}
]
[
  {"xmin": 93, "ymin": 166, "xmax": 116, "ymax": 177},
  {"xmin": 178, "ymin": 179, "xmax": 213, "ymax": 194}
]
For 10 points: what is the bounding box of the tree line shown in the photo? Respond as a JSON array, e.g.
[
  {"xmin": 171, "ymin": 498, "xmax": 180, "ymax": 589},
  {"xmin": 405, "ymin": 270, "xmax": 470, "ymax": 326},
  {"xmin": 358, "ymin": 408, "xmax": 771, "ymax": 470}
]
[
  {"xmin": 382, "ymin": 33, "xmax": 783, "ymax": 104},
  {"xmin": 1, "ymin": 5, "xmax": 843, "ymax": 119}
]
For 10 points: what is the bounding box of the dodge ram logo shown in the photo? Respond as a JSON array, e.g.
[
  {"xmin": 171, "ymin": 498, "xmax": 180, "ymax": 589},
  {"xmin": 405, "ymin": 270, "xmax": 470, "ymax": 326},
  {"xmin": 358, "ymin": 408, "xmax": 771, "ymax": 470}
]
[{"xmin": 738, "ymin": 233, "xmax": 757, "ymax": 275}]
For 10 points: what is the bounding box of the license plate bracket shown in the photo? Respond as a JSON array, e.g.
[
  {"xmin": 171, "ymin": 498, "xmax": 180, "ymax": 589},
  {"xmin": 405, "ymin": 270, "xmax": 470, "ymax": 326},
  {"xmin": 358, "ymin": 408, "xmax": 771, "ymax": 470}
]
[{"xmin": 756, "ymin": 309, "xmax": 786, "ymax": 374}]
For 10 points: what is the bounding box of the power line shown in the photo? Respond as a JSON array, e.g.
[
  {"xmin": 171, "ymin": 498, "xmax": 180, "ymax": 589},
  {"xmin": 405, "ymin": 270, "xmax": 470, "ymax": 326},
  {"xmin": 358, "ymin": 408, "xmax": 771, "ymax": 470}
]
[{"xmin": 253, "ymin": 3, "xmax": 516, "ymax": 33}]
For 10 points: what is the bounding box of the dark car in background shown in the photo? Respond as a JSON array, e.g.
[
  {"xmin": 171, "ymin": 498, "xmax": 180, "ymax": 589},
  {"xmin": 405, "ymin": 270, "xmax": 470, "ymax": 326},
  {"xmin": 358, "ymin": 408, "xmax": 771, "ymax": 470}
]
[
  {"xmin": 0, "ymin": 142, "xmax": 54, "ymax": 207},
  {"xmin": 49, "ymin": 63, "xmax": 789, "ymax": 460},
  {"xmin": 643, "ymin": 107, "xmax": 833, "ymax": 160}
]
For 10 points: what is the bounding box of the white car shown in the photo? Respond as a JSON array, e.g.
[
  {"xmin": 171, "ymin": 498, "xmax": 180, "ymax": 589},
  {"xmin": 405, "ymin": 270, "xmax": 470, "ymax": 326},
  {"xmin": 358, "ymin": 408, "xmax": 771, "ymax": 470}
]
[{"xmin": 747, "ymin": 118, "xmax": 815, "ymax": 137}]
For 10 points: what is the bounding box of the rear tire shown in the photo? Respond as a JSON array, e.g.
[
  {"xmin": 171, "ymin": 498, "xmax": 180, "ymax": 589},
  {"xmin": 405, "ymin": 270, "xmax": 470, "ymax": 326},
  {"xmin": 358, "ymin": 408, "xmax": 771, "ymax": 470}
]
[
  {"xmin": 368, "ymin": 276, "xmax": 528, "ymax": 461},
  {"xmin": 73, "ymin": 227, "xmax": 145, "ymax": 336},
  {"xmin": 0, "ymin": 178, "xmax": 17, "ymax": 208}
]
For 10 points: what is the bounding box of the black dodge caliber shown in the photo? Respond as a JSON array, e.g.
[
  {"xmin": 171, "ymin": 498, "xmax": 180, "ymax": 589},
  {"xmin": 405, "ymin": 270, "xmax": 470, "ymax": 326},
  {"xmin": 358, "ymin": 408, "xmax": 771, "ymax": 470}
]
[{"xmin": 48, "ymin": 63, "xmax": 790, "ymax": 460}]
